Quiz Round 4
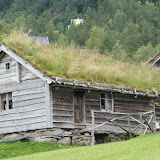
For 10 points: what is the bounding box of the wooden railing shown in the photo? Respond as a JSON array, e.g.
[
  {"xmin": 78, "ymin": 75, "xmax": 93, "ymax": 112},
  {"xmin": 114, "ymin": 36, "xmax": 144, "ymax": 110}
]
[{"xmin": 91, "ymin": 110, "xmax": 155, "ymax": 145}]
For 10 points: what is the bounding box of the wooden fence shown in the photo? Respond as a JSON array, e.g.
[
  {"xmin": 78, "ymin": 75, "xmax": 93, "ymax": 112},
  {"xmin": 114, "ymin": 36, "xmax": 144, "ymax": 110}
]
[{"xmin": 91, "ymin": 110, "xmax": 155, "ymax": 145}]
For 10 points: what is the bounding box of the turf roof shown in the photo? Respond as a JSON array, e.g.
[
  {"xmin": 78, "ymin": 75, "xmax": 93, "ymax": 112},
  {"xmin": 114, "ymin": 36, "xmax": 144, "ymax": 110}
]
[{"xmin": 2, "ymin": 32, "xmax": 160, "ymax": 92}]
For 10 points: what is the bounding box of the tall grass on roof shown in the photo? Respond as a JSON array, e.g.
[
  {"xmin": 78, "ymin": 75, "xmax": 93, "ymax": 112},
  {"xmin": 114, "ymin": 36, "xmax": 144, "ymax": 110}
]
[{"xmin": 3, "ymin": 31, "xmax": 160, "ymax": 91}]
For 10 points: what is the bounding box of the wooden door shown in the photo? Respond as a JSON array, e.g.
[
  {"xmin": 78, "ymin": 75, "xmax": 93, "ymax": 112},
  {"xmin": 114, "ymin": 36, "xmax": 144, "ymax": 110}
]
[{"xmin": 74, "ymin": 91, "xmax": 84, "ymax": 123}]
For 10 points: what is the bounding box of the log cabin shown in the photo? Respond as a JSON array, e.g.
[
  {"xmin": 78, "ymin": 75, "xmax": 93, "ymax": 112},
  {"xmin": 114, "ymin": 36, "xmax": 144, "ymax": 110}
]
[{"xmin": 0, "ymin": 43, "xmax": 158, "ymax": 144}]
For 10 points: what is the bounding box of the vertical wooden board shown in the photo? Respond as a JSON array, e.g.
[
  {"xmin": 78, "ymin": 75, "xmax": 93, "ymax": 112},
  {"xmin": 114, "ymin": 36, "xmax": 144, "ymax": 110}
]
[
  {"xmin": 16, "ymin": 62, "xmax": 20, "ymax": 83},
  {"xmin": 74, "ymin": 91, "xmax": 85, "ymax": 123},
  {"xmin": 45, "ymin": 83, "xmax": 53, "ymax": 128}
]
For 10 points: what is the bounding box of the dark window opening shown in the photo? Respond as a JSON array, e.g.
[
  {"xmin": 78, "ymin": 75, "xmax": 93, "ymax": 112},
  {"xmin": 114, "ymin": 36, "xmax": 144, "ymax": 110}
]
[{"xmin": 5, "ymin": 63, "xmax": 11, "ymax": 70}]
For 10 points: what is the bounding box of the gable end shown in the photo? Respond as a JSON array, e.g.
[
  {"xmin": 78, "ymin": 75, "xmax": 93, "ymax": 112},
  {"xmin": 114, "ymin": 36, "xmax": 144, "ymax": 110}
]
[{"xmin": 0, "ymin": 44, "xmax": 52, "ymax": 84}]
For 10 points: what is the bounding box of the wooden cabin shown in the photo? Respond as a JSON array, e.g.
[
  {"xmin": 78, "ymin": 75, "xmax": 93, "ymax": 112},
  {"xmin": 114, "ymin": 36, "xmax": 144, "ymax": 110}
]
[
  {"xmin": 0, "ymin": 44, "xmax": 158, "ymax": 144},
  {"xmin": 147, "ymin": 53, "xmax": 160, "ymax": 129},
  {"xmin": 30, "ymin": 36, "xmax": 50, "ymax": 46}
]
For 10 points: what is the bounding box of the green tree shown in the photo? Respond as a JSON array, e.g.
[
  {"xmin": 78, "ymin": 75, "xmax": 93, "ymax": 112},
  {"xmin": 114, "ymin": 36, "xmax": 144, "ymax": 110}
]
[
  {"xmin": 133, "ymin": 43, "xmax": 154, "ymax": 63},
  {"xmin": 86, "ymin": 26, "xmax": 105, "ymax": 50},
  {"xmin": 111, "ymin": 41, "xmax": 126, "ymax": 60},
  {"xmin": 0, "ymin": 21, "xmax": 5, "ymax": 42},
  {"xmin": 45, "ymin": 20, "xmax": 59, "ymax": 43},
  {"xmin": 121, "ymin": 21, "xmax": 141, "ymax": 56},
  {"xmin": 58, "ymin": 33, "xmax": 69, "ymax": 48}
]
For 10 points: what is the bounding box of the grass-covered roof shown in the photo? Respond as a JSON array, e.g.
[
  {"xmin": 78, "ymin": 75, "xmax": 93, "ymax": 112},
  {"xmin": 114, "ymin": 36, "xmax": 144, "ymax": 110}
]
[{"xmin": 2, "ymin": 32, "xmax": 160, "ymax": 92}]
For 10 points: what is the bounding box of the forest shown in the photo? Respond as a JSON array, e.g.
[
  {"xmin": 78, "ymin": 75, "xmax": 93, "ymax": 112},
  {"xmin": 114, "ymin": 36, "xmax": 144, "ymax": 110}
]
[{"xmin": 1, "ymin": 0, "xmax": 160, "ymax": 62}]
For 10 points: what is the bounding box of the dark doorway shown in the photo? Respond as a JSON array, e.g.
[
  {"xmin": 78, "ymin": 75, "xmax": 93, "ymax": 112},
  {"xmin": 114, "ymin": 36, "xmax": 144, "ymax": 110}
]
[{"xmin": 74, "ymin": 91, "xmax": 84, "ymax": 123}]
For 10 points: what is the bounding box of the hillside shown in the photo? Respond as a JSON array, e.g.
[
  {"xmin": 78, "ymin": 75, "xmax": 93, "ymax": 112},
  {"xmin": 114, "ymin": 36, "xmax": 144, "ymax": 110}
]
[
  {"xmin": 1, "ymin": 0, "xmax": 160, "ymax": 62},
  {"xmin": 6, "ymin": 133, "xmax": 160, "ymax": 160},
  {"xmin": 3, "ymin": 32, "xmax": 160, "ymax": 91}
]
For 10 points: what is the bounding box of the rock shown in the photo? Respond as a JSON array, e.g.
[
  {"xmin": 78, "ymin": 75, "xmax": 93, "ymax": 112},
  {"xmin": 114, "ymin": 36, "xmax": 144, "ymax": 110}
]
[
  {"xmin": 72, "ymin": 129, "xmax": 81, "ymax": 135},
  {"xmin": 34, "ymin": 137, "xmax": 57, "ymax": 143},
  {"xmin": 36, "ymin": 129, "xmax": 65, "ymax": 137},
  {"xmin": 64, "ymin": 131, "xmax": 72, "ymax": 136},
  {"xmin": 3, "ymin": 133, "xmax": 20, "ymax": 140},
  {"xmin": 0, "ymin": 133, "xmax": 35, "ymax": 142},
  {"xmin": 58, "ymin": 137, "xmax": 71, "ymax": 145}
]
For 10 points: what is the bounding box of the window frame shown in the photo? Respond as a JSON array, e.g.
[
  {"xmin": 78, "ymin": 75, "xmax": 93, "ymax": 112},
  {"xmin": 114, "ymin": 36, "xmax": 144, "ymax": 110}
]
[
  {"xmin": 5, "ymin": 62, "xmax": 11, "ymax": 71},
  {"xmin": 0, "ymin": 93, "xmax": 13, "ymax": 111},
  {"xmin": 100, "ymin": 92, "xmax": 114, "ymax": 112}
]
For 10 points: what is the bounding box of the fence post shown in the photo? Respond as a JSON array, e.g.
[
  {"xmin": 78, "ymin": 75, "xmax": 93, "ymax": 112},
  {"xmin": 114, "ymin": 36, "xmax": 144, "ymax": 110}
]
[
  {"xmin": 140, "ymin": 113, "xmax": 143, "ymax": 134},
  {"xmin": 128, "ymin": 113, "xmax": 131, "ymax": 139},
  {"xmin": 91, "ymin": 110, "xmax": 95, "ymax": 145}
]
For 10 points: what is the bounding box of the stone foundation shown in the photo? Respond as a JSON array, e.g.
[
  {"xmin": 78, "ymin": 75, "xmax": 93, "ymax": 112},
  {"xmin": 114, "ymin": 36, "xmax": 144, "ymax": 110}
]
[
  {"xmin": 0, "ymin": 128, "xmax": 91, "ymax": 146},
  {"xmin": 0, "ymin": 128, "xmax": 130, "ymax": 145}
]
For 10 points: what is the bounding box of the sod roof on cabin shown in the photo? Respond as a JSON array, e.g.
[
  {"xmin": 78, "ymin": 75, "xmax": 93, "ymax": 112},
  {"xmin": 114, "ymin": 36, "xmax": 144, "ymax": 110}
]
[{"xmin": 2, "ymin": 33, "xmax": 160, "ymax": 93}]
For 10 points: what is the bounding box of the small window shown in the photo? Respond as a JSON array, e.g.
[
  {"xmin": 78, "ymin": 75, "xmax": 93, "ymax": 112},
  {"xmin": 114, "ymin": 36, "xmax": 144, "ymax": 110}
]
[
  {"xmin": 100, "ymin": 93, "xmax": 114, "ymax": 111},
  {"xmin": 0, "ymin": 93, "xmax": 13, "ymax": 111},
  {"xmin": 5, "ymin": 62, "xmax": 11, "ymax": 71}
]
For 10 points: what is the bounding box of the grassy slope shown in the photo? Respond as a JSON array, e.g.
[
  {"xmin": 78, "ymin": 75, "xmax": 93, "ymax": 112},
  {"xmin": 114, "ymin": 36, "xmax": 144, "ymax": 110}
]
[
  {"xmin": 3, "ymin": 32, "xmax": 160, "ymax": 91},
  {"xmin": 0, "ymin": 142, "xmax": 75, "ymax": 159},
  {"xmin": 5, "ymin": 133, "xmax": 160, "ymax": 160}
]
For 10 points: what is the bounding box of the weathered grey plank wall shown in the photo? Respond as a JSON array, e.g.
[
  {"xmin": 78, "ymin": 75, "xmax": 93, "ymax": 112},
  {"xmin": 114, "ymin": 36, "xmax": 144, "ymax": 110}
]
[
  {"xmin": 0, "ymin": 54, "xmax": 17, "ymax": 85},
  {"xmin": 0, "ymin": 54, "xmax": 48, "ymax": 134},
  {"xmin": 52, "ymin": 87, "xmax": 74, "ymax": 128},
  {"xmin": 114, "ymin": 93, "xmax": 155, "ymax": 113}
]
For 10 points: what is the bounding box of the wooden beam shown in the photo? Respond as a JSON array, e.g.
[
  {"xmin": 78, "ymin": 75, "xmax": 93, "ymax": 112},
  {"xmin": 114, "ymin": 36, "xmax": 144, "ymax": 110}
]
[
  {"xmin": 91, "ymin": 110, "xmax": 95, "ymax": 146},
  {"xmin": 16, "ymin": 62, "xmax": 20, "ymax": 83},
  {"xmin": 45, "ymin": 83, "xmax": 53, "ymax": 128},
  {"xmin": 128, "ymin": 114, "xmax": 131, "ymax": 138}
]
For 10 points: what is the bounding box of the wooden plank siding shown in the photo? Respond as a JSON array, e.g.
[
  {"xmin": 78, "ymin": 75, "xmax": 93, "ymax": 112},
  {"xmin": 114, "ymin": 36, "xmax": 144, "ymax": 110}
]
[
  {"xmin": 0, "ymin": 79, "xmax": 47, "ymax": 134},
  {"xmin": 52, "ymin": 87, "xmax": 74, "ymax": 128},
  {"xmin": 114, "ymin": 93, "xmax": 154, "ymax": 113},
  {"xmin": 0, "ymin": 54, "xmax": 49, "ymax": 134}
]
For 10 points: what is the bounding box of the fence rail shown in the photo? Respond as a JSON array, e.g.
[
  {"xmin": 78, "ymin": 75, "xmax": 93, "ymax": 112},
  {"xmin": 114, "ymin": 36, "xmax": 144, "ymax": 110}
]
[{"xmin": 91, "ymin": 110, "xmax": 155, "ymax": 145}]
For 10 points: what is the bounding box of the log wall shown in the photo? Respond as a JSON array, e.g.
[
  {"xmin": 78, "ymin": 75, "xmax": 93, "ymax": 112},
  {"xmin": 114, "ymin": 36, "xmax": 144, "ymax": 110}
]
[
  {"xmin": 114, "ymin": 93, "xmax": 154, "ymax": 113},
  {"xmin": 52, "ymin": 87, "xmax": 74, "ymax": 128},
  {"xmin": 85, "ymin": 91, "xmax": 155, "ymax": 130},
  {"xmin": 52, "ymin": 88, "xmax": 155, "ymax": 131}
]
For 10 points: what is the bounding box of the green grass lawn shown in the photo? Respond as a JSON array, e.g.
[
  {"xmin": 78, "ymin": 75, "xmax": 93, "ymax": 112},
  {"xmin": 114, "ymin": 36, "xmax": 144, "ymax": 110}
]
[
  {"xmin": 0, "ymin": 142, "xmax": 76, "ymax": 159},
  {"xmin": 3, "ymin": 133, "xmax": 160, "ymax": 160}
]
